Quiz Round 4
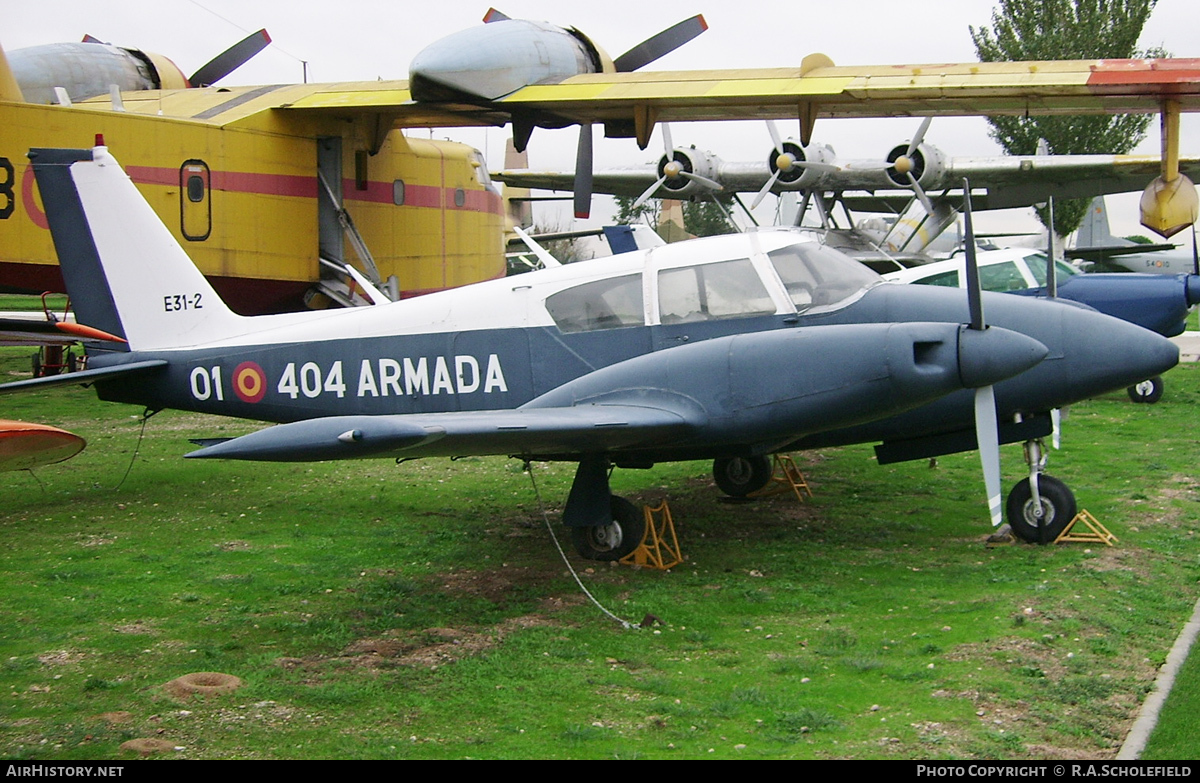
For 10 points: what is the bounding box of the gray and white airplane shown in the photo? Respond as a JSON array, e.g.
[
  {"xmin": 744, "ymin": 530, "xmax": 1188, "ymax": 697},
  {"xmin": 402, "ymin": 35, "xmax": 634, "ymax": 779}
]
[{"xmin": 3, "ymin": 145, "xmax": 1176, "ymax": 553}]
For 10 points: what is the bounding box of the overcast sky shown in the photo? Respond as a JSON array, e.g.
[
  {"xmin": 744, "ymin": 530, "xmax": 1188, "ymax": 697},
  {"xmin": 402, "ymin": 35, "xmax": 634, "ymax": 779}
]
[{"xmin": 6, "ymin": 0, "xmax": 1200, "ymax": 237}]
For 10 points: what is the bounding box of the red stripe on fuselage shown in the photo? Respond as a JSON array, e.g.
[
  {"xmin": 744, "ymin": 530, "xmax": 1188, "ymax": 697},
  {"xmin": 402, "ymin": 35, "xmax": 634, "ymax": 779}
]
[{"xmin": 123, "ymin": 167, "xmax": 502, "ymax": 215}]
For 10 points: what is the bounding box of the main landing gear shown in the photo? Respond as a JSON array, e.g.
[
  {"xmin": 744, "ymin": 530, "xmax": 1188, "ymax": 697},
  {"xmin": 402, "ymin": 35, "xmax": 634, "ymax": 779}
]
[
  {"xmin": 712, "ymin": 455, "xmax": 773, "ymax": 497},
  {"xmin": 1127, "ymin": 376, "xmax": 1164, "ymax": 404},
  {"xmin": 1005, "ymin": 437, "xmax": 1077, "ymax": 544},
  {"xmin": 563, "ymin": 458, "xmax": 645, "ymax": 561}
]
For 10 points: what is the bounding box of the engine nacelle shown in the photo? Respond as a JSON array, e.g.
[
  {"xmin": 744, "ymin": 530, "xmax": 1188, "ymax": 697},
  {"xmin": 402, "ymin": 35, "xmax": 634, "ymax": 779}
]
[
  {"xmin": 656, "ymin": 147, "xmax": 722, "ymax": 198},
  {"xmin": 9, "ymin": 42, "xmax": 188, "ymax": 105},
  {"xmin": 766, "ymin": 141, "xmax": 836, "ymax": 191},
  {"xmin": 884, "ymin": 142, "xmax": 947, "ymax": 191},
  {"xmin": 409, "ymin": 18, "xmax": 607, "ymax": 103}
]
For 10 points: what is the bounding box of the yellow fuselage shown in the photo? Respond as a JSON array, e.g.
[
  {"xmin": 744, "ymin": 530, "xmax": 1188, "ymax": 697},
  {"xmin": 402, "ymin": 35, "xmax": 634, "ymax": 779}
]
[{"xmin": 1, "ymin": 84, "xmax": 505, "ymax": 313}]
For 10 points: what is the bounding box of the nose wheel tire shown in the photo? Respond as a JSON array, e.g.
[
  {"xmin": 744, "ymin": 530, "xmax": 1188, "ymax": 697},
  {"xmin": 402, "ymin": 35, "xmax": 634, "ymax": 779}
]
[
  {"xmin": 713, "ymin": 455, "xmax": 773, "ymax": 497},
  {"xmin": 1127, "ymin": 376, "xmax": 1163, "ymax": 404},
  {"xmin": 570, "ymin": 496, "xmax": 646, "ymax": 561},
  {"xmin": 1006, "ymin": 476, "xmax": 1077, "ymax": 544}
]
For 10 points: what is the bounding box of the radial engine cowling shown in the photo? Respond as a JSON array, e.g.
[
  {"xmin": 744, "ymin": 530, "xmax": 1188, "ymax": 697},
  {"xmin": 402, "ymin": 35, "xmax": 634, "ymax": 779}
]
[
  {"xmin": 766, "ymin": 141, "xmax": 836, "ymax": 191},
  {"xmin": 885, "ymin": 142, "xmax": 947, "ymax": 191},
  {"xmin": 656, "ymin": 147, "xmax": 722, "ymax": 198}
]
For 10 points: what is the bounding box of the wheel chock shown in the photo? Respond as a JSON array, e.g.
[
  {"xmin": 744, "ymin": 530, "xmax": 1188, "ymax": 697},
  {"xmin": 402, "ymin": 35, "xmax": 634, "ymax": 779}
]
[
  {"xmin": 750, "ymin": 454, "xmax": 813, "ymax": 502},
  {"xmin": 1054, "ymin": 509, "xmax": 1118, "ymax": 547},
  {"xmin": 620, "ymin": 500, "xmax": 682, "ymax": 570}
]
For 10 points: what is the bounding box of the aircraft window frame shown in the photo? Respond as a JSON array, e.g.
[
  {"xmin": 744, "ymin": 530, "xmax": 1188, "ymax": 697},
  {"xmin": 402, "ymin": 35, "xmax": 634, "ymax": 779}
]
[
  {"xmin": 1023, "ymin": 253, "xmax": 1080, "ymax": 286},
  {"xmin": 545, "ymin": 273, "xmax": 645, "ymax": 333},
  {"xmin": 764, "ymin": 242, "xmax": 881, "ymax": 312},
  {"xmin": 656, "ymin": 257, "xmax": 777, "ymax": 324}
]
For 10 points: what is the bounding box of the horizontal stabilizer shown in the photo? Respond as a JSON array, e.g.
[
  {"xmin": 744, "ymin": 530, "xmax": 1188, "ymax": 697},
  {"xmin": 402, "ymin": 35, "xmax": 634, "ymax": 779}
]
[{"xmin": 0, "ymin": 359, "xmax": 168, "ymax": 395}]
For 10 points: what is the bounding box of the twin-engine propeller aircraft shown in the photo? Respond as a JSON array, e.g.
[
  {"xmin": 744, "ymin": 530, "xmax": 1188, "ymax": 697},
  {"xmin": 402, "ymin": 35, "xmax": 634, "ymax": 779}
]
[{"xmin": 2, "ymin": 146, "xmax": 1178, "ymax": 555}]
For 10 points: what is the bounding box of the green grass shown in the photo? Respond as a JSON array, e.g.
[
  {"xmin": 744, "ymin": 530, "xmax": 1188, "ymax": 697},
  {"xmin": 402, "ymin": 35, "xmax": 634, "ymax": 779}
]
[
  {"xmin": 1, "ymin": 347, "xmax": 1198, "ymax": 759},
  {"xmin": 1140, "ymin": 623, "xmax": 1200, "ymax": 760}
]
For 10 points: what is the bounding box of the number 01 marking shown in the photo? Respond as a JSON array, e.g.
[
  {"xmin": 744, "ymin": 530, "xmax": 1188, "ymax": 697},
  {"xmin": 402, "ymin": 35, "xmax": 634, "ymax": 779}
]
[{"xmin": 190, "ymin": 366, "xmax": 225, "ymax": 401}]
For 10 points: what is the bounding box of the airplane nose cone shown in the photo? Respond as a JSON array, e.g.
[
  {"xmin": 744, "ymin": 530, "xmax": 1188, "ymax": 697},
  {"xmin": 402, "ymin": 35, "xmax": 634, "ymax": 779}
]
[
  {"xmin": 1051, "ymin": 302, "xmax": 1179, "ymax": 403},
  {"xmin": 956, "ymin": 325, "xmax": 1049, "ymax": 389}
]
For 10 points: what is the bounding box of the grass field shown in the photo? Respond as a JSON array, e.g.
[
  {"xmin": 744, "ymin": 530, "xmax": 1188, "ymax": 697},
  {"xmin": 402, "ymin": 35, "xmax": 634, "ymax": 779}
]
[{"xmin": 1, "ymin": 346, "xmax": 1198, "ymax": 760}]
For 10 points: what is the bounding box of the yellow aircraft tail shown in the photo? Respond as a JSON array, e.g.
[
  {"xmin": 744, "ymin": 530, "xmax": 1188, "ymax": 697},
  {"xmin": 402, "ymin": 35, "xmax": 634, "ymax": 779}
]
[{"xmin": 0, "ymin": 42, "xmax": 27, "ymax": 102}]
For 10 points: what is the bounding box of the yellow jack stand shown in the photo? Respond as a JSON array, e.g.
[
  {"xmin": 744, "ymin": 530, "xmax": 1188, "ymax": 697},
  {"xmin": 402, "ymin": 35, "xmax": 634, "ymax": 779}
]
[
  {"xmin": 620, "ymin": 500, "xmax": 683, "ymax": 570},
  {"xmin": 750, "ymin": 454, "xmax": 813, "ymax": 502},
  {"xmin": 1054, "ymin": 509, "xmax": 1119, "ymax": 547}
]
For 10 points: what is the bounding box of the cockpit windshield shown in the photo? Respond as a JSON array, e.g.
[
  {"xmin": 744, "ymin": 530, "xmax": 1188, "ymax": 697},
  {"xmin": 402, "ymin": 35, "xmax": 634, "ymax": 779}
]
[
  {"xmin": 767, "ymin": 242, "xmax": 881, "ymax": 312},
  {"xmin": 1023, "ymin": 253, "xmax": 1079, "ymax": 286}
]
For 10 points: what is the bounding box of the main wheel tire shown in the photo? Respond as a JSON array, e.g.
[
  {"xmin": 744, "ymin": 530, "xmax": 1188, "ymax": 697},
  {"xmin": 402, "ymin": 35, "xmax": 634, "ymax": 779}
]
[
  {"xmin": 713, "ymin": 455, "xmax": 773, "ymax": 497},
  {"xmin": 1006, "ymin": 476, "xmax": 1077, "ymax": 544},
  {"xmin": 1127, "ymin": 376, "xmax": 1164, "ymax": 404},
  {"xmin": 570, "ymin": 496, "xmax": 646, "ymax": 561}
]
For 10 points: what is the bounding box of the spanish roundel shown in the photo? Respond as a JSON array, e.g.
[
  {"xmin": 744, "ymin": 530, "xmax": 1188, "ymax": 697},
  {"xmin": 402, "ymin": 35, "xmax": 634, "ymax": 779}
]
[{"xmin": 233, "ymin": 361, "xmax": 267, "ymax": 403}]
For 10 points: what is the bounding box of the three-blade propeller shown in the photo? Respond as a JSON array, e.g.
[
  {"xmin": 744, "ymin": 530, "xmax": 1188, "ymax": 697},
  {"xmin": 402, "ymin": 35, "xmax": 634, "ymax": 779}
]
[
  {"xmin": 630, "ymin": 124, "xmax": 723, "ymax": 210},
  {"xmin": 750, "ymin": 120, "xmax": 840, "ymax": 209}
]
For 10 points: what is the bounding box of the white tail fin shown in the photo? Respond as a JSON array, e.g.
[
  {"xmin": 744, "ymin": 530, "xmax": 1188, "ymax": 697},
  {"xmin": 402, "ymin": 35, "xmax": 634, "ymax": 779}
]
[{"xmin": 30, "ymin": 146, "xmax": 248, "ymax": 351}]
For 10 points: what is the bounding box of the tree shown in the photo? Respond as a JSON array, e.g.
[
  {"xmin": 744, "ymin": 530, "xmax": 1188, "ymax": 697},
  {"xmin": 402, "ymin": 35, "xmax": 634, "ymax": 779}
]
[
  {"xmin": 682, "ymin": 199, "xmax": 736, "ymax": 237},
  {"xmin": 613, "ymin": 194, "xmax": 660, "ymax": 228},
  {"xmin": 970, "ymin": 0, "xmax": 1164, "ymax": 237}
]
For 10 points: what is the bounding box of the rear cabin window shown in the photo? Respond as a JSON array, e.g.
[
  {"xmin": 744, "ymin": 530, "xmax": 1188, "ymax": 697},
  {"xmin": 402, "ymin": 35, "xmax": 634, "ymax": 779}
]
[
  {"xmin": 658, "ymin": 258, "xmax": 775, "ymax": 323},
  {"xmin": 914, "ymin": 269, "xmax": 961, "ymax": 287},
  {"xmin": 546, "ymin": 274, "xmax": 644, "ymax": 332}
]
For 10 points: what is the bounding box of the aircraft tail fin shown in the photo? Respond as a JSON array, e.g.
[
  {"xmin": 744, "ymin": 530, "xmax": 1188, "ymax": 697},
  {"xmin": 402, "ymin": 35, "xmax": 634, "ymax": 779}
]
[
  {"xmin": 0, "ymin": 42, "xmax": 26, "ymax": 102},
  {"xmin": 29, "ymin": 146, "xmax": 246, "ymax": 351},
  {"xmin": 1076, "ymin": 196, "xmax": 1115, "ymax": 247}
]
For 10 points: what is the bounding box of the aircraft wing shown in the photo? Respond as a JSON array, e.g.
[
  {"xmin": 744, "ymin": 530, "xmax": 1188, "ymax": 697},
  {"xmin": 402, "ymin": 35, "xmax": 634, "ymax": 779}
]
[
  {"xmin": 185, "ymin": 403, "xmax": 698, "ymax": 462},
  {"xmin": 497, "ymin": 154, "xmax": 1200, "ymax": 210},
  {"xmin": 270, "ymin": 58, "xmax": 1200, "ymax": 133}
]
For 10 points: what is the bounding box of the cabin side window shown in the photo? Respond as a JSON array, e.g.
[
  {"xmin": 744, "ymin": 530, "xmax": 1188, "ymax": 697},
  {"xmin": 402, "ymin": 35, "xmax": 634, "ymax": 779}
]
[
  {"xmin": 913, "ymin": 270, "xmax": 961, "ymax": 287},
  {"xmin": 979, "ymin": 261, "xmax": 1028, "ymax": 292},
  {"xmin": 658, "ymin": 258, "xmax": 774, "ymax": 323},
  {"xmin": 546, "ymin": 274, "xmax": 645, "ymax": 333}
]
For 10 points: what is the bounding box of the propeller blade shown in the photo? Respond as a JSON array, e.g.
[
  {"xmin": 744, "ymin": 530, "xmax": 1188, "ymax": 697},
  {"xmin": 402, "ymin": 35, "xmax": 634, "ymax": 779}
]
[
  {"xmin": 751, "ymin": 169, "xmax": 782, "ymax": 210},
  {"xmin": 1051, "ymin": 408, "xmax": 1062, "ymax": 450},
  {"xmin": 680, "ymin": 171, "xmax": 722, "ymax": 192},
  {"xmin": 662, "ymin": 122, "xmax": 674, "ymax": 157},
  {"xmin": 963, "ymin": 176, "xmax": 1003, "ymax": 527},
  {"xmin": 574, "ymin": 124, "xmax": 594, "ymax": 219},
  {"xmin": 189, "ymin": 29, "xmax": 271, "ymax": 87},
  {"xmin": 907, "ymin": 116, "xmax": 932, "ymax": 158},
  {"xmin": 975, "ymin": 384, "xmax": 1003, "ymax": 527},
  {"xmin": 632, "ymin": 174, "xmax": 668, "ymax": 209},
  {"xmin": 962, "ymin": 179, "xmax": 984, "ymax": 332},
  {"xmin": 612, "ymin": 15, "xmax": 708, "ymax": 72},
  {"xmin": 766, "ymin": 120, "xmax": 784, "ymax": 155},
  {"xmin": 907, "ymin": 173, "xmax": 935, "ymax": 216}
]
